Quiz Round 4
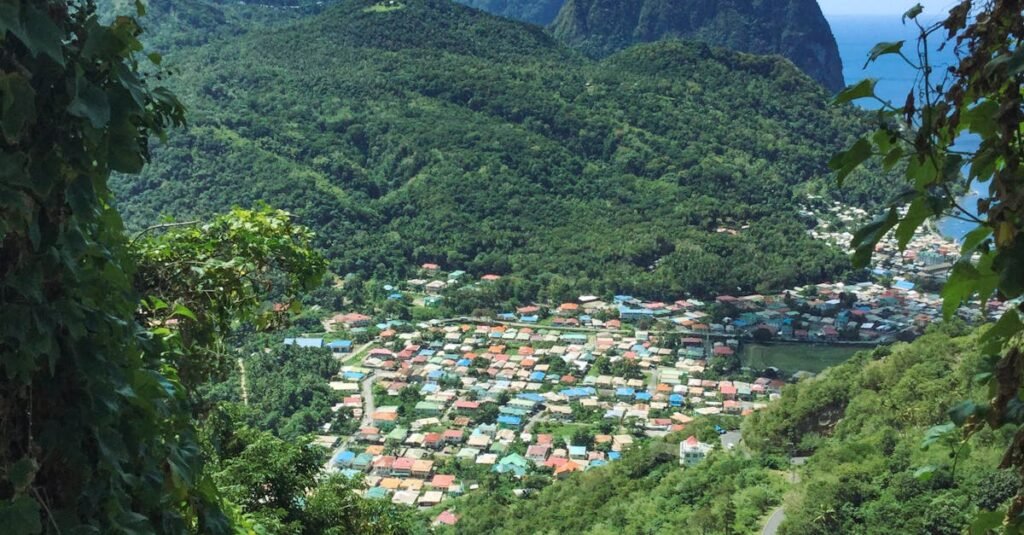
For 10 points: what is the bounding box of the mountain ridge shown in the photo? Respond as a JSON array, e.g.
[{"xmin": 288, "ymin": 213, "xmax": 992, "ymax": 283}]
[{"xmin": 113, "ymin": 0, "xmax": 887, "ymax": 299}]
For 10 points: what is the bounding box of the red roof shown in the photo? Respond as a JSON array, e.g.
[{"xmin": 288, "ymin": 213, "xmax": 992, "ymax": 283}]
[
  {"xmin": 392, "ymin": 457, "xmax": 414, "ymax": 470},
  {"xmin": 713, "ymin": 346, "xmax": 734, "ymax": 356},
  {"xmin": 430, "ymin": 474, "xmax": 456, "ymax": 489},
  {"xmin": 685, "ymin": 435, "xmax": 699, "ymax": 446},
  {"xmin": 435, "ymin": 510, "xmax": 459, "ymax": 526}
]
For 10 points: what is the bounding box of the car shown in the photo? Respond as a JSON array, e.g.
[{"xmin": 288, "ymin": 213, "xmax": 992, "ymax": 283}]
[{"xmin": 714, "ymin": 425, "xmax": 726, "ymax": 435}]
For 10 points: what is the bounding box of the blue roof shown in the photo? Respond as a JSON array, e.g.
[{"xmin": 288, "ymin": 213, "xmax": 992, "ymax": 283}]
[
  {"xmin": 521, "ymin": 315, "xmax": 539, "ymax": 323},
  {"xmin": 427, "ymin": 370, "xmax": 444, "ymax": 379},
  {"xmin": 284, "ymin": 337, "xmax": 324, "ymax": 348},
  {"xmin": 365, "ymin": 487, "xmax": 389, "ymax": 499},
  {"xmin": 420, "ymin": 383, "xmax": 439, "ymax": 393},
  {"xmin": 456, "ymin": 359, "xmax": 472, "ymax": 367},
  {"xmin": 618, "ymin": 305, "xmax": 654, "ymax": 316},
  {"xmin": 517, "ymin": 393, "xmax": 544, "ymax": 402},
  {"xmin": 343, "ymin": 371, "xmax": 365, "ymax": 381},
  {"xmin": 530, "ymin": 372, "xmax": 546, "ymax": 381},
  {"xmin": 669, "ymin": 394, "xmax": 684, "ymax": 401},
  {"xmin": 497, "ymin": 415, "xmax": 522, "ymax": 426},
  {"xmin": 894, "ymin": 280, "xmax": 916, "ymax": 291},
  {"xmin": 614, "ymin": 295, "xmax": 634, "ymax": 303},
  {"xmin": 568, "ymin": 446, "xmax": 586, "ymax": 456},
  {"xmin": 634, "ymin": 392, "xmax": 652, "ymax": 401},
  {"xmin": 561, "ymin": 387, "xmax": 596, "ymax": 398},
  {"xmin": 328, "ymin": 340, "xmax": 353, "ymax": 349},
  {"xmin": 588, "ymin": 459, "xmax": 607, "ymax": 468},
  {"xmin": 333, "ymin": 451, "xmax": 355, "ymax": 464},
  {"xmin": 608, "ymin": 451, "xmax": 621, "ymax": 461},
  {"xmin": 420, "ymin": 349, "xmax": 436, "ymax": 357},
  {"xmin": 340, "ymin": 468, "xmax": 361, "ymax": 479},
  {"xmin": 616, "ymin": 387, "xmax": 635, "ymax": 397}
]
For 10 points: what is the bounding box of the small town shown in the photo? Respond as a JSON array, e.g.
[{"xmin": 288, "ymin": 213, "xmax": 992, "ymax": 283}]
[{"xmin": 274, "ymin": 206, "xmax": 1010, "ymax": 525}]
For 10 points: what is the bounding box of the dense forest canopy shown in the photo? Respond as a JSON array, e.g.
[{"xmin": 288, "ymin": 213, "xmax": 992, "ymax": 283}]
[{"xmin": 109, "ymin": 0, "xmax": 891, "ymax": 300}]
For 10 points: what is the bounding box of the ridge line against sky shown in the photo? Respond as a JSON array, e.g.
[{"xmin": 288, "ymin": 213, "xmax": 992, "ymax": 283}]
[{"xmin": 819, "ymin": 0, "xmax": 958, "ymax": 16}]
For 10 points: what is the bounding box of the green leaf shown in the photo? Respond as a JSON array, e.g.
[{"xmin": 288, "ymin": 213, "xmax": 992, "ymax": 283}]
[
  {"xmin": 895, "ymin": 197, "xmax": 931, "ymax": 250},
  {"xmin": 970, "ymin": 510, "xmax": 1005, "ymax": 535},
  {"xmin": 913, "ymin": 465, "xmax": 938, "ymax": 481},
  {"xmin": 172, "ymin": 304, "xmax": 197, "ymax": 321},
  {"xmin": 829, "ymin": 137, "xmax": 873, "ymax": 186},
  {"xmin": 922, "ymin": 422, "xmax": 955, "ymax": 449},
  {"xmin": 18, "ymin": 5, "xmax": 65, "ymax": 65},
  {"xmin": 882, "ymin": 146, "xmax": 904, "ymax": 171},
  {"xmin": 68, "ymin": 77, "xmax": 111, "ymax": 129},
  {"xmin": 903, "ymin": 3, "xmax": 924, "ymax": 22},
  {"xmin": 0, "ymin": 73, "xmax": 37, "ymax": 143},
  {"xmin": 994, "ymin": 235, "xmax": 1024, "ymax": 299},
  {"xmin": 865, "ymin": 41, "xmax": 905, "ymax": 67},
  {"xmin": 980, "ymin": 310, "xmax": 1022, "ymax": 355},
  {"xmin": 949, "ymin": 400, "xmax": 983, "ymax": 426},
  {"xmin": 135, "ymin": 0, "xmax": 147, "ymax": 16},
  {"xmin": 961, "ymin": 226, "xmax": 993, "ymax": 256},
  {"xmin": 0, "ymin": 496, "xmax": 41, "ymax": 535},
  {"xmin": 941, "ymin": 262, "xmax": 980, "ymax": 319},
  {"xmin": 850, "ymin": 207, "xmax": 899, "ymax": 268},
  {"xmin": 833, "ymin": 79, "xmax": 878, "ymax": 105},
  {"xmin": 7, "ymin": 457, "xmax": 37, "ymax": 492}
]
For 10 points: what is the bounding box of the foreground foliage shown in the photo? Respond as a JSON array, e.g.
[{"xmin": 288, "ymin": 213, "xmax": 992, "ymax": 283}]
[{"xmin": 831, "ymin": 1, "xmax": 1024, "ymax": 530}]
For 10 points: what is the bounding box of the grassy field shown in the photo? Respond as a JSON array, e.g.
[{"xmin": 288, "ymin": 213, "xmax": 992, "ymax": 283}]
[{"xmin": 740, "ymin": 343, "xmax": 865, "ymax": 374}]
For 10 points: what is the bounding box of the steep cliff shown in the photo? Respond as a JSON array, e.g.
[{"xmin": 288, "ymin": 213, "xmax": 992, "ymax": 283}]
[{"xmin": 550, "ymin": 0, "xmax": 845, "ymax": 92}]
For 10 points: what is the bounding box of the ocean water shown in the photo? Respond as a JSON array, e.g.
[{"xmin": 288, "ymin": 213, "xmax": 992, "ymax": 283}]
[{"xmin": 828, "ymin": 14, "xmax": 982, "ymax": 241}]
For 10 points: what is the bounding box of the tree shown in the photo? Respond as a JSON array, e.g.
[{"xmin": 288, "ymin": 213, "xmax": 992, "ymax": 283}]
[
  {"xmin": 0, "ymin": 2, "xmax": 232, "ymax": 532},
  {"xmin": 832, "ymin": 0, "xmax": 1024, "ymax": 529}
]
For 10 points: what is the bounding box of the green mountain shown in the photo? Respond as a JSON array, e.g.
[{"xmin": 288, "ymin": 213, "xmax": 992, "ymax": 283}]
[
  {"xmin": 423, "ymin": 326, "xmax": 1014, "ymax": 534},
  {"xmin": 455, "ymin": 0, "xmax": 565, "ymax": 25},
  {"xmin": 550, "ymin": 0, "xmax": 845, "ymax": 92},
  {"xmin": 113, "ymin": 0, "xmax": 886, "ymax": 299}
]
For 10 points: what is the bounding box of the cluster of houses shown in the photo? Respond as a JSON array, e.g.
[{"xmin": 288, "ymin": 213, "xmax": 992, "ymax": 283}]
[{"xmin": 309, "ymin": 318, "xmax": 790, "ymax": 509}]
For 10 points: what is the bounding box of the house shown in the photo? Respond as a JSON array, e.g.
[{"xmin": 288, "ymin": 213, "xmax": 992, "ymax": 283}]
[
  {"xmin": 330, "ymin": 313, "xmax": 372, "ymax": 330},
  {"xmin": 411, "ymin": 459, "xmax": 434, "ymax": 478},
  {"xmin": 526, "ymin": 444, "xmax": 551, "ymax": 463},
  {"xmin": 568, "ymin": 446, "xmax": 587, "ymax": 459},
  {"xmin": 415, "ymin": 401, "xmax": 443, "ymax": 416},
  {"xmin": 283, "ymin": 338, "xmax": 323, "ymax": 349},
  {"xmin": 554, "ymin": 460, "xmax": 583, "ymax": 479},
  {"xmin": 422, "ymin": 263, "xmax": 440, "ymax": 272},
  {"xmin": 492, "ymin": 453, "xmax": 530, "ymax": 477},
  {"xmin": 454, "ymin": 400, "xmax": 480, "ymax": 414},
  {"xmin": 372, "ymin": 456, "xmax": 396, "ymax": 476},
  {"xmin": 433, "ymin": 510, "xmax": 459, "ymax": 527},
  {"xmin": 618, "ymin": 305, "xmax": 655, "ymax": 322},
  {"xmin": 327, "ymin": 340, "xmax": 353, "ymax": 354},
  {"xmin": 426, "ymin": 280, "xmax": 448, "ymax": 295},
  {"xmin": 497, "ymin": 415, "xmax": 522, "ymax": 429},
  {"xmin": 679, "ymin": 436, "xmax": 714, "ymax": 467},
  {"xmin": 391, "ymin": 457, "xmax": 414, "ymax": 477},
  {"xmin": 418, "ymin": 491, "xmax": 444, "ymax": 507},
  {"xmin": 430, "ymin": 474, "xmax": 456, "ymax": 490}
]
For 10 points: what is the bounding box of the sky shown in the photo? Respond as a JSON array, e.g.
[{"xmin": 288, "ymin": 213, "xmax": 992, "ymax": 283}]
[{"xmin": 818, "ymin": 0, "xmax": 957, "ymax": 16}]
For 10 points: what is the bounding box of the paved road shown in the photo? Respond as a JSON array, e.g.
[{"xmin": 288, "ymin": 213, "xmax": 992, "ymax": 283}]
[
  {"xmin": 762, "ymin": 507, "xmax": 785, "ymax": 535},
  {"xmin": 323, "ymin": 371, "xmax": 377, "ymax": 472},
  {"xmin": 720, "ymin": 431, "xmax": 742, "ymax": 451}
]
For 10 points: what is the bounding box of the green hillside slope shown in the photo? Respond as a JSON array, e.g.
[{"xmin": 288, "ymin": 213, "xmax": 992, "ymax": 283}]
[
  {"xmin": 422, "ymin": 326, "xmax": 1015, "ymax": 534},
  {"xmin": 113, "ymin": 0, "xmax": 888, "ymax": 299}
]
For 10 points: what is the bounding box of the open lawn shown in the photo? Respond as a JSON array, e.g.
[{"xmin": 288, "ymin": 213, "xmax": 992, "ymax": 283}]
[{"xmin": 740, "ymin": 343, "xmax": 864, "ymax": 374}]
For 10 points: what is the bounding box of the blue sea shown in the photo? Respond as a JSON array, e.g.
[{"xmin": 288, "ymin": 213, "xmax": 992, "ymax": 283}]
[{"xmin": 827, "ymin": 14, "xmax": 982, "ymax": 241}]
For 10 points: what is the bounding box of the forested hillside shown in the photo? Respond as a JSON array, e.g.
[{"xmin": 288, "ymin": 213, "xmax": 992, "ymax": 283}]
[
  {"xmin": 423, "ymin": 326, "xmax": 1017, "ymax": 534},
  {"xmin": 455, "ymin": 0, "xmax": 565, "ymax": 25},
  {"xmin": 111, "ymin": 0, "xmax": 889, "ymax": 300},
  {"xmin": 550, "ymin": 0, "xmax": 845, "ymax": 91}
]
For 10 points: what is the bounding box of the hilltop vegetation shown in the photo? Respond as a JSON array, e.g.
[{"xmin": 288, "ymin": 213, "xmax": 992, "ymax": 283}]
[
  {"xmin": 111, "ymin": 0, "xmax": 890, "ymax": 300},
  {"xmin": 422, "ymin": 326, "xmax": 1016, "ymax": 534},
  {"xmin": 550, "ymin": 0, "xmax": 845, "ymax": 92}
]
